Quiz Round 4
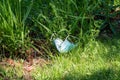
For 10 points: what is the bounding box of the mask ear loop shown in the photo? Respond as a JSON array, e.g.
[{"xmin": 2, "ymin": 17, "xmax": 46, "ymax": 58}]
[
  {"xmin": 65, "ymin": 35, "xmax": 70, "ymax": 40},
  {"xmin": 65, "ymin": 35, "xmax": 79, "ymax": 41},
  {"xmin": 50, "ymin": 33, "xmax": 57, "ymax": 41}
]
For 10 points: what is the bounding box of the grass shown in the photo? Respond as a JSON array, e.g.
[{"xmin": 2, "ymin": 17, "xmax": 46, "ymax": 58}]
[
  {"xmin": 1, "ymin": 37, "xmax": 120, "ymax": 80},
  {"xmin": 0, "ymin": 0, "xmax": 120, "ymax": 80},
  {"xmin": 0, "ymin": 0, "xmax": 33, "ymax": 57},
  {"xmin": 31, "ymin": 38, "xmax": 120, "ymax": 80}
]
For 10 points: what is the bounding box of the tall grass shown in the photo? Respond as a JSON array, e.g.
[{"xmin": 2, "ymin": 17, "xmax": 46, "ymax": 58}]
[
  {"xmin": 0, "ymin": 0, "xmax": 33, "ymax": 56},
  {"xmin": 33, "ymin": 0, "xmax": 116, "ymax": 41},
  {"xmin": 33, "ymin": 0, "xmax": 119, "ymax": 41},
  {"xmin": 0, "ymin": 0, "xmax": 119, "ymax": 55}
]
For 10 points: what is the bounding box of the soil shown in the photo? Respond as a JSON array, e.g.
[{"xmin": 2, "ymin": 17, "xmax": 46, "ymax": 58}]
[{"xmin": 0, "ymin": 57, "xmax": 51, "ymax": 80}]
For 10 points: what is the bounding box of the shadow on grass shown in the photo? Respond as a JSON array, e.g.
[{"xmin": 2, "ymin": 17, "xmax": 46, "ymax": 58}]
[
  {"xmin": 62, "ymin": 68, "xmax": 120, "ymax": 80},
  {"xmin": 98, "ymin": 36, "xmax": 120, "ymax": 61}
]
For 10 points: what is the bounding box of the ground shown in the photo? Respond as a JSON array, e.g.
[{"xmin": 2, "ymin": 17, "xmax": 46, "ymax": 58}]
[{"xmin": 0, "ymin": 37, "xmax": 120, "ymax": 80}]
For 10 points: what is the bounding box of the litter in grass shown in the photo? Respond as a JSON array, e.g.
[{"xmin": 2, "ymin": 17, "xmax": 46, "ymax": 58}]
[{"xmin": 53, "ymin": 38, "xmax": 76, "ymax": 53}]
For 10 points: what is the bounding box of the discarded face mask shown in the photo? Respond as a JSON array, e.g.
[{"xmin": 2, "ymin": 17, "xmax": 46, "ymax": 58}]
[{"xmin": 53, "ymin": 38, "xmax": 75, "ymax": 53}]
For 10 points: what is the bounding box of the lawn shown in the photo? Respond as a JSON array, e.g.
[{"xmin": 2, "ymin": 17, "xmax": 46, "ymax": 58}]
[
  {"xmin": 32, "ymin": 38, "xmax": 120, "ymax": 80},
  {"xmin": 1, "ymin": 38, "xmax": 120, "ymax": 80}
]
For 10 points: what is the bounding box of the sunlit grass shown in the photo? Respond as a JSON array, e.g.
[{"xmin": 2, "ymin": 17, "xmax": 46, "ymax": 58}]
[
  {"xmin": 1, "ymin": 37, "xmax": 120, "ymax": 79},
  {"xmin": 1, "ymin": 38, "xmax": 120, "ymax": 80},
  {"xmin": 32, "ymin": 38, "xmax": 120, "ymax": 80}
]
